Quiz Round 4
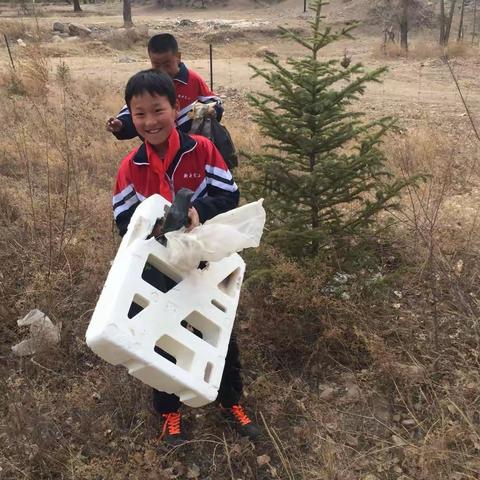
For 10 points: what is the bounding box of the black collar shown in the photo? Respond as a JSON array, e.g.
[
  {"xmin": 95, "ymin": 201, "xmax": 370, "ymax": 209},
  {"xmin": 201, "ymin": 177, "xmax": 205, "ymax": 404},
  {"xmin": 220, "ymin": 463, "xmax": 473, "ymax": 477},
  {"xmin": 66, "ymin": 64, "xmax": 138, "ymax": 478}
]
[{"xmin": 174, "ymin": 62, "xmax": 189, "ymax": 85}]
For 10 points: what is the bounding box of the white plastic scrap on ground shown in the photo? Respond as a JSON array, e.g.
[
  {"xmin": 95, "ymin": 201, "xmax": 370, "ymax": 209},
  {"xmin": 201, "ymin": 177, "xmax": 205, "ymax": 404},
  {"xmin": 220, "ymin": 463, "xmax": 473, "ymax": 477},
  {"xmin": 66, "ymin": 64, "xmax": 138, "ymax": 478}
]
[{"xmin": 12, "ymin": 309, "xmax": 61, "ymax": 356}]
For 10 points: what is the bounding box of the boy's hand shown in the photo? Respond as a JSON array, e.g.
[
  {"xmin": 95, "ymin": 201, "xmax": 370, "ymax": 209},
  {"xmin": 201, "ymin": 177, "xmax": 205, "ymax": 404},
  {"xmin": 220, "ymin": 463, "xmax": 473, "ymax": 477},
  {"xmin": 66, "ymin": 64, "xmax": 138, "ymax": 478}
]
[
  {"xmin": 187, "ymin": 207, "xmax": 200, "ymax": 232},
  {"xmin": 151, "ymin": 221, "xmax": 163, "ymax": 239},
  {"xmin": 106, "ymin": 117, "xmax": 123, "ymax": 133}
]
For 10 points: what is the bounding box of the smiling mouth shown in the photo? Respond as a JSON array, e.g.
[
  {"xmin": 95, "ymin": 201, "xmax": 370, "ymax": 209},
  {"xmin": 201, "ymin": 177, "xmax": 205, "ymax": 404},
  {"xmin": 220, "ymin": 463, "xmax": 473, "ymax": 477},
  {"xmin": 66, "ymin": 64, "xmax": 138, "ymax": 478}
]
[{"xmin": 145, "ymin": 128, "xmax": 162, "ymax": 134}]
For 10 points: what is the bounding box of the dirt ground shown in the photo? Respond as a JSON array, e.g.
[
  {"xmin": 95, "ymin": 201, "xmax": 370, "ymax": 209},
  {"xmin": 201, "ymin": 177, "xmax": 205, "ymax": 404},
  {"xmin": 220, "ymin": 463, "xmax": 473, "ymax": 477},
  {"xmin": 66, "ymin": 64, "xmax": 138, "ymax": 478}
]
[{"xmin": 2, "ymin": 0, "xmax": 480, "ymax": 124}]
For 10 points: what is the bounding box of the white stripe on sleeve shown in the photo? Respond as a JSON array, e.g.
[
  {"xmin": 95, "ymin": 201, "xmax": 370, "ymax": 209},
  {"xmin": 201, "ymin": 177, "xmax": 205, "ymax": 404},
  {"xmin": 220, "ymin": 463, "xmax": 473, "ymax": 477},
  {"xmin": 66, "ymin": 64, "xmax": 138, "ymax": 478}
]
[
  {"xmin": 197, "ymin": 95, "xmax": 222, "ymax": 104},
  {"xmin": 206, "ymin": 178, "xmax": 238, "ymax": 192},
  {"xmin": 177, "ymin": 115, "xmax": 192, "ymax": 127},
  {"xmin": 113, "ymin": 184, "xmax": 134, "ymax": 204},
  {"xmin": 205, "ymin": 165, "xmax": 233, "ymax": 181},
  {"xmin": 113, "ymin": 194, "xmax": 140, "ymax": 218},
  {"xmin": 117, "ymin": 104, "xmax": 130, "ymax": 118},
  {"xmin": 191, "ymin": 178, "xmax": 207, "ymax": 201},
  {"xmin": 177, "ymin": 103, "xmax": 195, "ymax": 119}
]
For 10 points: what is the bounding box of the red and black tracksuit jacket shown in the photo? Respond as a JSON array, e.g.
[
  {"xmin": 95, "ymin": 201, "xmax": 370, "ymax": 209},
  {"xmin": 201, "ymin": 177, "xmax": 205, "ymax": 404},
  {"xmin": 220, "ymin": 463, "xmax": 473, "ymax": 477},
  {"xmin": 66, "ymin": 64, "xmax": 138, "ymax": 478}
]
[
  {"xmin": 113, "ymin": 128, "xmax": 238, "ymax": 236},
  {"xmin": 114, "ymin": 62, "xmax": 223, "ymax": 140}
]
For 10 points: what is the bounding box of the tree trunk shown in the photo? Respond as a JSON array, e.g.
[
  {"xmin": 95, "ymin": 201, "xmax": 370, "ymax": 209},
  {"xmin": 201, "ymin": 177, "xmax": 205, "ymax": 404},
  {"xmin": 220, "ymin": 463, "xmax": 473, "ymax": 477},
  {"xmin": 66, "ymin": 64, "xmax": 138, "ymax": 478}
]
[
  {"xmin": 444, "ymin": 0, "xmax": 457, "ymax": 45},
  {"xmin": 457, "ymin": 0, "xmax": 465, "ymax": 40},
  {"xmin": 473, "ymin": 0, "xmax": 478, "ymax": 43},
  {"xmin": 123, "ymin": 0, "xmax": 133, "ymax": 27},
  {"xmin": 400, "ymin": 0, "xmax": 409, "ymax": 51},
  {"xmin": 440, "ymin": 0, "xmax": 445, "ymax": 44},
  {"xmin": 73, "ymin": 0, "xmax": 82, "ymax": 12}
]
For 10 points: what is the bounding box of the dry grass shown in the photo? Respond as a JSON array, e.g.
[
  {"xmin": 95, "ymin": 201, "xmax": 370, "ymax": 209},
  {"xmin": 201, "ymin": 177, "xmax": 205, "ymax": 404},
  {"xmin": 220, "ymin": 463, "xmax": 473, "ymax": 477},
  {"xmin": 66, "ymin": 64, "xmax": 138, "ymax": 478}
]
[
  {"xmin": 236, "ymin": 120, "xmax": 480, "ymax": 477},
  {"xmin": 376, "ymin": 39, "xmax": 479, "ymax": 60},
  {"xmin": 0, "ymin": 17, "xmax": 50, "ymax": 42},
  {"xmin": 0, "ymin": 18, "xmax": 31, "ymax": 39},
  {"xmin": 103, "ymin": 25, "xmax": 150, "ymax": 51}
]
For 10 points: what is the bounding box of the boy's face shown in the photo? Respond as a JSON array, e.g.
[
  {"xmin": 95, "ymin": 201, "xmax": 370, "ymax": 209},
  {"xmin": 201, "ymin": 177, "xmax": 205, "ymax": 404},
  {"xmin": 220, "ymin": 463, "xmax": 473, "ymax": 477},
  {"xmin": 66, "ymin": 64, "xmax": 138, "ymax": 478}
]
[
  {"xmin": 149, "ymin": 50, "xmax": 181, "ymax": 78},
  {"xmin": 130, "ymin": 92, "xmax": 178, "ymax": 148}
]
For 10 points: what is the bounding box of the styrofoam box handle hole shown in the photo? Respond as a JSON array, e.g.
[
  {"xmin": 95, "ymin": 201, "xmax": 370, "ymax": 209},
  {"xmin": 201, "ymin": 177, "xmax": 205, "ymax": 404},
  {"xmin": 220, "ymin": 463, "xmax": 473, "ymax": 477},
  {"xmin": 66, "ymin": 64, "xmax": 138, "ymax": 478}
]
[{"xmin": 218, "ymin": 267, "xmax": 242, "ymax": 297}]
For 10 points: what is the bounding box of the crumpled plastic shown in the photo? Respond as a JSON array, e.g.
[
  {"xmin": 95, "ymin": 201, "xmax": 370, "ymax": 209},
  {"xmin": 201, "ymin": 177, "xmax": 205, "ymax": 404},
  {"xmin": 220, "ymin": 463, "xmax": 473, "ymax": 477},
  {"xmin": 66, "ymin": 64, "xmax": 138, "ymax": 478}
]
[
  {"xmin": 12, "ymin": 309, "xmax": 62, "ymax": 356},
  {"xmin": 164, "ymin": 199, "xmax": 266, "ymax": 274}
]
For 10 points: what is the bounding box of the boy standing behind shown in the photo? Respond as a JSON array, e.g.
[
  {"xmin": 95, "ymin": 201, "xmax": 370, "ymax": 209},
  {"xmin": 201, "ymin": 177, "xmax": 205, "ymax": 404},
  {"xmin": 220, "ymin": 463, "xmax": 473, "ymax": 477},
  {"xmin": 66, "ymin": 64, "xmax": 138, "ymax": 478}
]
[
  {"xmin": 113, "ymin": 69, "xmax": 259, "ymax": 445},
  {"xmin": 107, "ymin": 33, "xmax": 222, "ymax": 139}
]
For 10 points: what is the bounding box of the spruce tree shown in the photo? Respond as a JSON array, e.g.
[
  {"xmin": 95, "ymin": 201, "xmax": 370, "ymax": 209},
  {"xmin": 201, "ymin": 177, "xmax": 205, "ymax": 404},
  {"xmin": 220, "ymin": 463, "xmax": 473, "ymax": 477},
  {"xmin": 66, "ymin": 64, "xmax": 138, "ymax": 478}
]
[{"xmin": 245, "ymin": 0, "xmax": 417, "ymax": 256}]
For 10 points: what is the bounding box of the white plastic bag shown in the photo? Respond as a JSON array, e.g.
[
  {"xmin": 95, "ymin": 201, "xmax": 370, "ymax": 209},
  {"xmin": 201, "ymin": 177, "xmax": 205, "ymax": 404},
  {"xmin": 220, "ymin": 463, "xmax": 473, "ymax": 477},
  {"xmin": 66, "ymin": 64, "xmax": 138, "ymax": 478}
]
[
  {"xmin": 165, "ymin": 199, "xmax": 266, "ymax": 274},
  {"xmin": 12, "ymin": 309, "xmax": 61, "ymax": 356}
]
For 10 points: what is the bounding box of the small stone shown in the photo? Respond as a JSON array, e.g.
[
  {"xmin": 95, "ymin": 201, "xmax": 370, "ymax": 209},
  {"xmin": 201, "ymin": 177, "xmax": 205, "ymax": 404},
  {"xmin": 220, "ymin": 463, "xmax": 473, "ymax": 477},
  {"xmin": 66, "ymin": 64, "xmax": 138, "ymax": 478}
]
[
  {"xmin": 257, "ymin": 454, "xmax": 271, "ymax": 466},
  {"xmin": 177, "ymin": 19, "xmax": 195, "ymax": 27},
  {"xmin": 392, "ymin": 434, "xmax": 406, "ymax": 445},
  {"xmin": 345, "ymin": 434, "xmax": 359, "ymax": 447},
  {"xmin": 68, "ymin": 23, "xmax": 92, "ymax": 37},
  {"xmin": 394, "ymin": 363, "xmax": 426, "ymax": 383},
  {"xmin": 118, "ymin": 56, "xmax": 136, "ymax": 63},
  {"xmin": 256, "ymin": 46, "xmax": 277, "ymax": 58},
  {"xmin": 187, "ymin": 464, "xmax": 200, "ymax": 478},
  {"xmin": 319, "ymin": 386, "xmax": 335, "ymax": 401},
  {"xmin": 53, "ymin": 21, "xmax": 69, "ymax": 33},
  {"xmin": 455, "ymin": 259, "xmax": 464, "ymax": 276},
  {"xmin": 344, "ymin": 384, "xmax": 361, "ymax": 402}
]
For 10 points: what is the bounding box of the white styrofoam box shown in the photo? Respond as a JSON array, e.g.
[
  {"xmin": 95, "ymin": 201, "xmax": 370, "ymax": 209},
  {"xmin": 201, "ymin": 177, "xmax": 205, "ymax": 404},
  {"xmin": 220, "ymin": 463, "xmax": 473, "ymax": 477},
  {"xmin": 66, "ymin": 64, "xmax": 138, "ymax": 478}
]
[{"xmin": 86, "ymin": 194, "xmax": 245, "ymax": 407}]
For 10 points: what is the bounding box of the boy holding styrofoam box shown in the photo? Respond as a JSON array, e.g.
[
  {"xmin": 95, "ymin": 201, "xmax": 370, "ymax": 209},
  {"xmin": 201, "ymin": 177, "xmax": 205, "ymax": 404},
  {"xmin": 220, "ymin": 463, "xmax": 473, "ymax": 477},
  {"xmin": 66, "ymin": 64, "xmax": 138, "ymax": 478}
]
[{"xmin": 107, "ymin": 69, "xmax": 260, "ymax": 445}]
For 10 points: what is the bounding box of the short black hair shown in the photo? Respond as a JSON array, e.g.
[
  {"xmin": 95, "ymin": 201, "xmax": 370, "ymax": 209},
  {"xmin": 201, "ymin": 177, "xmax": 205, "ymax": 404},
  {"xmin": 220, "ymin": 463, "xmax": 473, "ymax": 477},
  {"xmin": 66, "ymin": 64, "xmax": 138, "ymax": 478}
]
[
  {"xmin": 125, "ymin": 69, "xmax": 176, "ymax": 108},
  {"xmin": 147, "ymin": 34, "xmax": 179, "ymax": 54}
]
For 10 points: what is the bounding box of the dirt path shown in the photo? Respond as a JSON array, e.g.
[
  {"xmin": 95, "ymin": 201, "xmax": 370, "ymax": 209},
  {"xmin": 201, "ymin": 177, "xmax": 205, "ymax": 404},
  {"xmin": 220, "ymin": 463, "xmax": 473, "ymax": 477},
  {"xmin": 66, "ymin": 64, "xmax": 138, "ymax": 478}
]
[{"xmin": 2, "ymin": 0, "xmax": 480, "ymax": 134}]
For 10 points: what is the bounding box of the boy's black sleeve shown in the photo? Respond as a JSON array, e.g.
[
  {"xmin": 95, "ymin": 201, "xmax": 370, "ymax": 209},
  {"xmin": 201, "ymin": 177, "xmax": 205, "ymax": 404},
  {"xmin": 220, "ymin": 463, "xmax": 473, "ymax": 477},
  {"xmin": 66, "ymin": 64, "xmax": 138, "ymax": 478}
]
[
  {"xmin": 214, "ymin": 102, "xmax": 224, "ymax": 123},
  {"xmin": 115, "ymin": 204, "xmax": 139, "ymax": 237},
  {"xmin": 113, "ymin": 106, "xmax": 139, "ymax": 141},
  {"xmin": 193, "ymin": 185, "xmax": 239, "ymax": 223},
  {"xmin": 191, "ymin": 140, "xmax": 240, "ymax": 223},
  {"xmin": 113, "ymin": 157, "xmax": 141, "ymax": 236}
]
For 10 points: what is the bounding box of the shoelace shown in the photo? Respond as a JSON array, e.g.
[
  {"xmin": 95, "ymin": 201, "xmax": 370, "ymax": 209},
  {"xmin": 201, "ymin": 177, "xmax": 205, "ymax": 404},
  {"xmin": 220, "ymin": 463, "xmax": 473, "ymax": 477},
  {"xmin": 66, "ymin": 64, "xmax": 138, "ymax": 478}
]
[
  {"xmin": 230, "ymin": 405, "xmax": 251, "ymax": 426},
  {"xmin": 161, "ymin": 412, "xmax": 181, "ymax": 438}
]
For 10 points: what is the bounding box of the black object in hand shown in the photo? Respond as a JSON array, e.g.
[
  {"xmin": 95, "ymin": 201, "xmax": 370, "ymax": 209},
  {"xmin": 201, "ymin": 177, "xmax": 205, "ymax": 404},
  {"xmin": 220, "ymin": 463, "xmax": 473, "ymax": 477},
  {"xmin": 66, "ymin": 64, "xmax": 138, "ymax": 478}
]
[{"xmin": 148, "ymin": 188, "xmax": 194, "ymax": 245}]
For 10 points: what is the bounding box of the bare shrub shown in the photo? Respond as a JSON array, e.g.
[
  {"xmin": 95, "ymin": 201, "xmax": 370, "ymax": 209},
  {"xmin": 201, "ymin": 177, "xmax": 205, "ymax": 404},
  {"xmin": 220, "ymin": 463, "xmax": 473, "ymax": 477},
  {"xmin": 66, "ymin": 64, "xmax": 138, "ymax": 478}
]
[
  {"xmin": 0, "ymin": 19, "xmax": 30, "ymax": 39},
  {"xmin": 241, "ymin": 246, "xmax": 373, "ymax": 373},
  {"xmin": 0, "ymin": 45, "xmax": 50, "ymax": 97},
  {"xmin": 369, "ymin": 0, "xmax": 435, "ymax": 29},
  {"xmin": 104, "ymin": 26, "xmax": 149, "ymax": 50},
  {"xmin": 376, "ymin": 39, "xmax": 480, "ymax": 60}
]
